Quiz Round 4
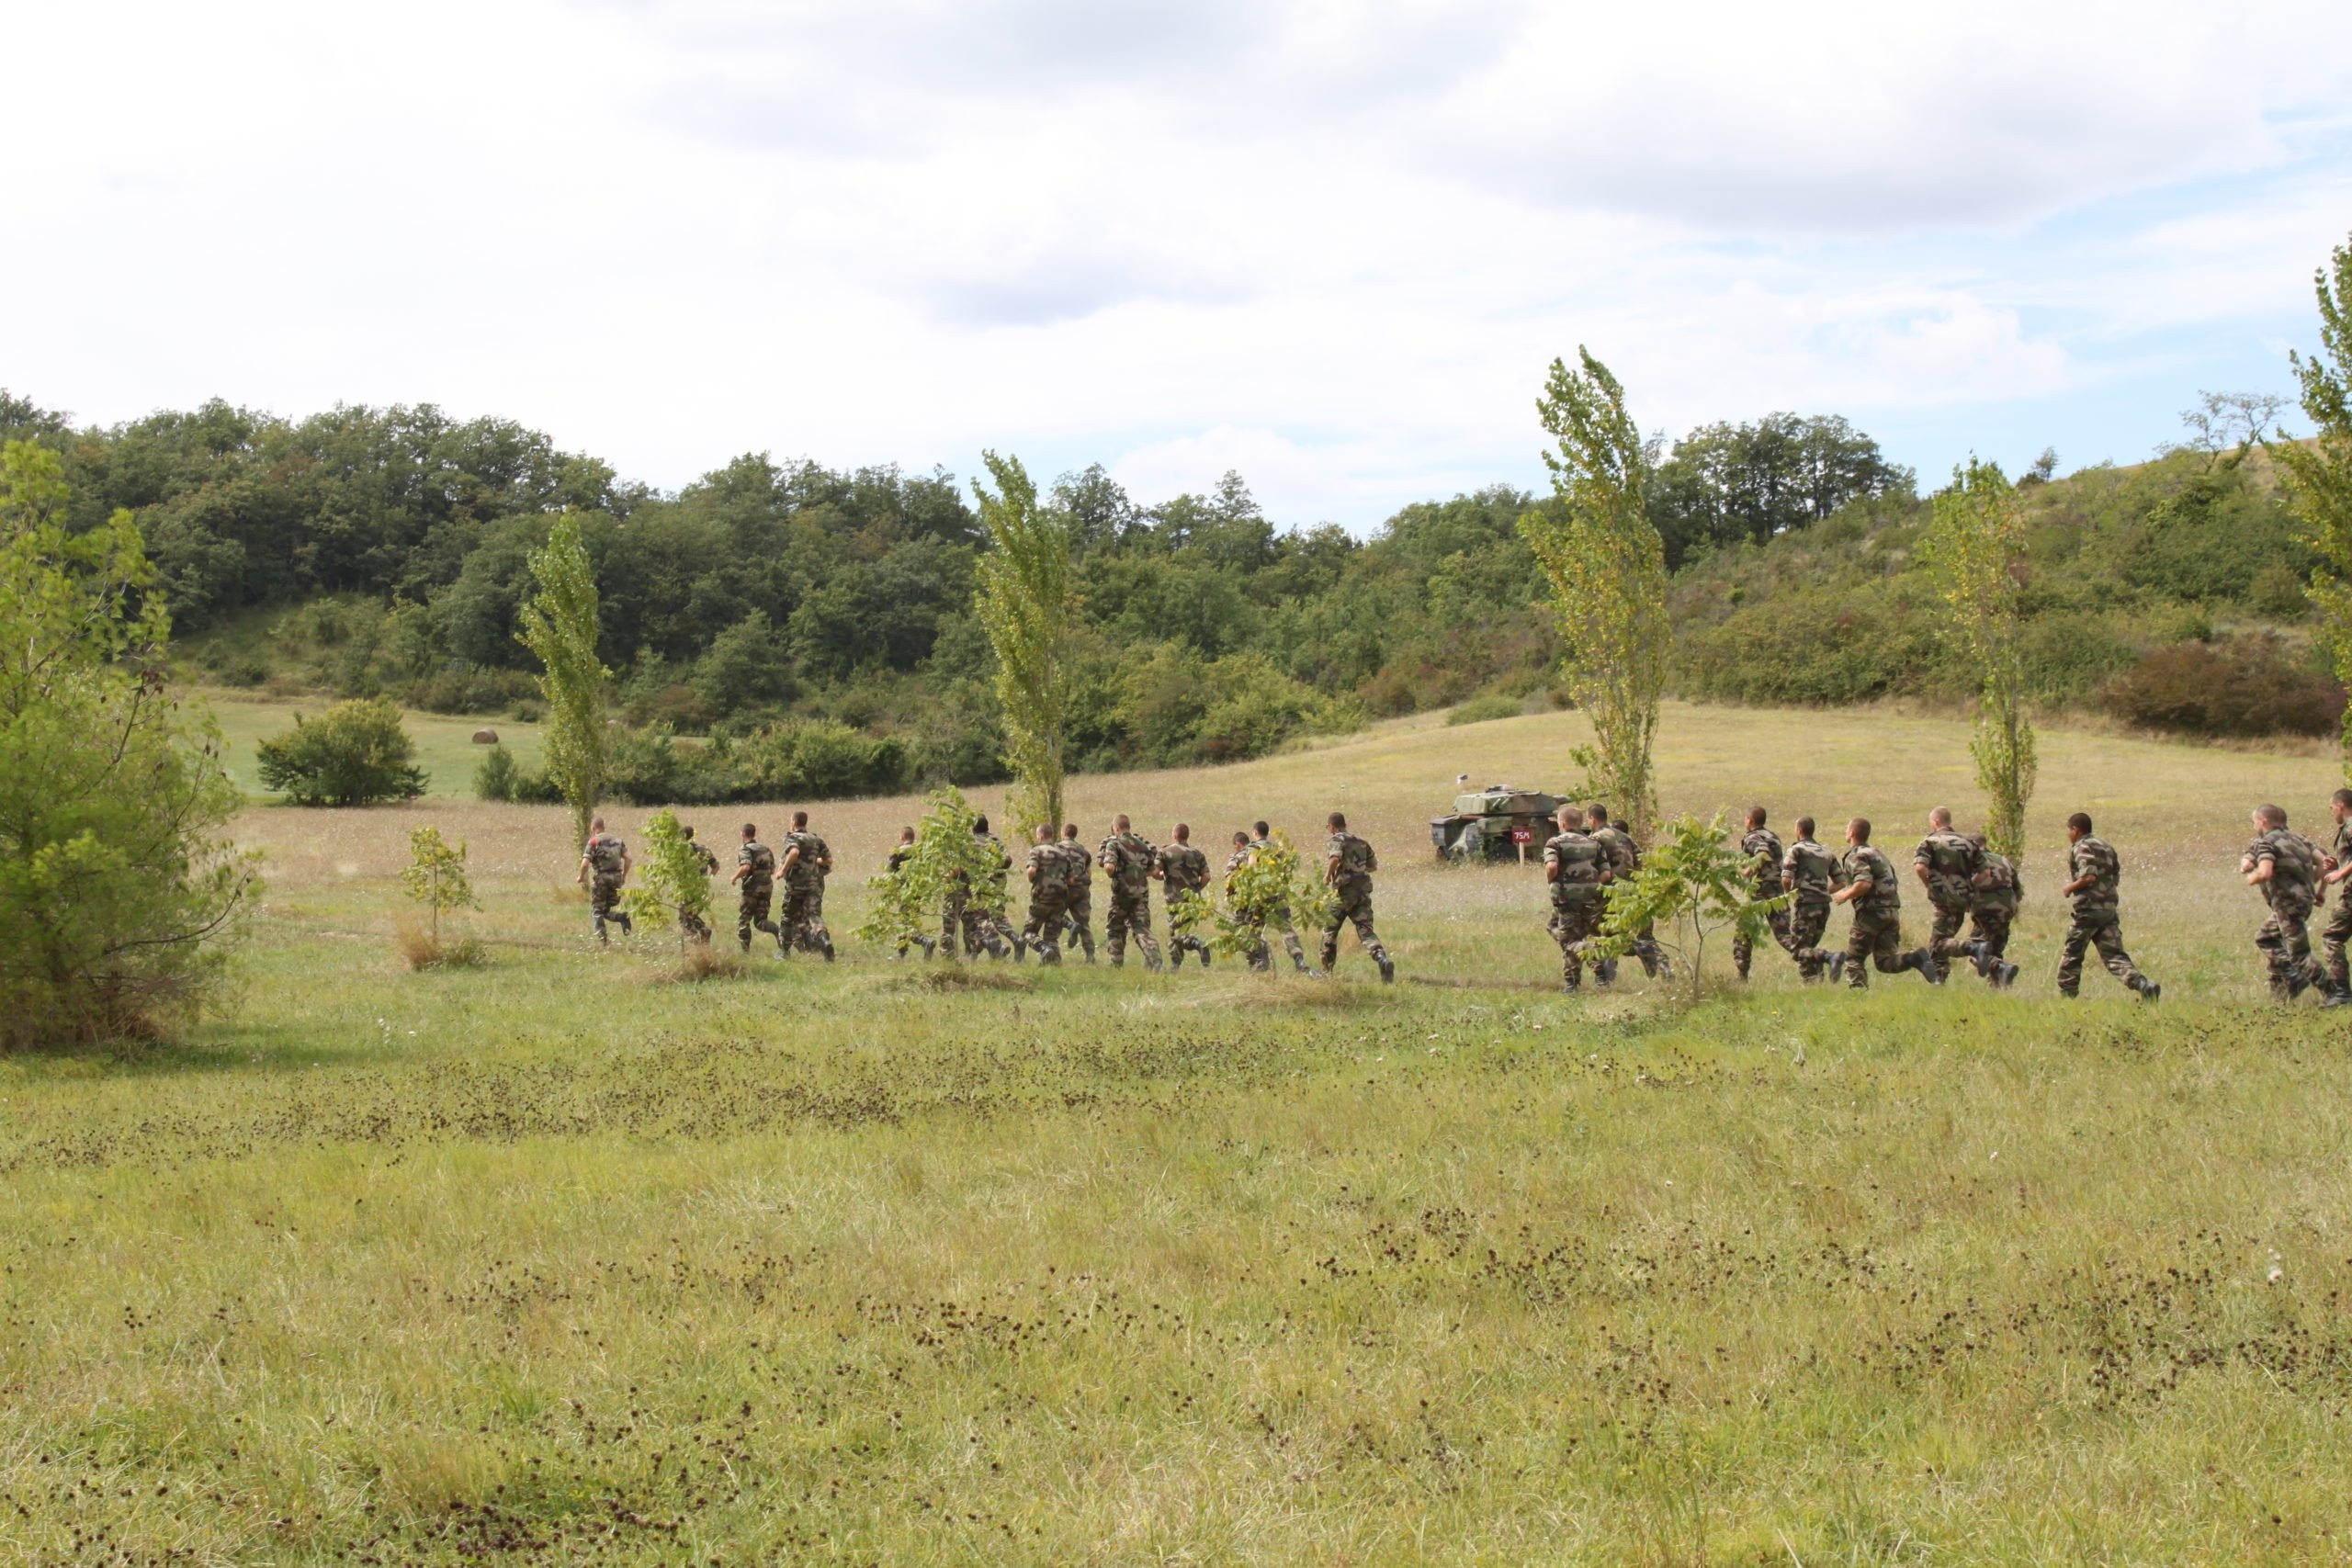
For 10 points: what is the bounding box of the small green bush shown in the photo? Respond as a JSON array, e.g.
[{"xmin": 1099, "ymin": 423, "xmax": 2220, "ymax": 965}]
[
  {"xmin": 254, "ymin": 698, "xmax": 428, "ymax": 806},
  {"xmin": 473, "ymin": 743, "xmax": 521, "ymax": 803},
  {"xmin": 1447, "ymin": 694, "xmax": 1522, "ymax": 727}
]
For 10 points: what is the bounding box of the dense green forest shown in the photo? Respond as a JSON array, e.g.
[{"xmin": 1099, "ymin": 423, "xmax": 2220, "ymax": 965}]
[{"xmin": 1, "ymin": 389, "xmax": 2333, "ymax": 801}]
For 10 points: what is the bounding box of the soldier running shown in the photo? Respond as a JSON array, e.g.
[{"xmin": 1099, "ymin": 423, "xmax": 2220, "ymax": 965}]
[
  {"xmin": 1097, "ymin": 814, "xmax": 1164, "ymax": 971},
  {"xmin": 944, "ymin": 815, "xmax": 1014, "ymax": 960},
  {"xmin": 2056, "ymin": 812, "xmax": 2158, "ymax": 1000},
  {"xmin": 1542, "ymin": 803, "xmax": 1611, "ymax": 994},
  {"xmin": 778, "ymin": 810, "xmax": 836, "ymax": 962},
  {"xmin": 1319, "ymin": 811, "xmax": 1394, "ymax": 983},
  {"xmin": 1157, "ymin": 824, "xmax": 1215, "ymax": 968},
  {"xmin": 1959, "ymin": 832, "xmax": 2020, "ymax": 987},
  {"xmin": 1229, "ymin": 825, "xmax": 1316, "ymax": 975},
  {"xmin": 1588, "ymin": 804, "xmax": 1667, "ymax": 984},
  {"xmin": 678, "ymin": 824, "xmax": 720, "ymax": 943},
  {"xmin": 2317, "ymin": 788, "xmax": 2352, "ymax": 1008},
  {"xmin": 1830, "ymin": 817, "xmax": 1941, "ymax": 988},
  {"xmin": 885, "ymin": 825, "xmax": 937, "ymax": 960},
  {"xmin": 2243, "ymin": 803, "xmax": 2325, "ymax": 1001},
  {"xmin": 1731, "ymin": 806, "xmax": 1789, "ymax": 982},
  {"xmin": 731, "ymin": 822, "xmax": 781, "ymax": 953},
  {"xmin": 1057, "ymin": 823, "xmax": 1097, "ymax": 963},
  {"xmin": 1023, "ymin": 824, "xmax": 1072, "ymax": 964},
  {"xmin": 1780, "ymin": 816, "xmax": 1847, "ymax": 982},
  {"xmin": 577, "ymin": 816, "xmax": 633, "ymax": 944},
  {"xmin": 1912, "ymin": 806, "xmax": 1985, "ymax": 978}
]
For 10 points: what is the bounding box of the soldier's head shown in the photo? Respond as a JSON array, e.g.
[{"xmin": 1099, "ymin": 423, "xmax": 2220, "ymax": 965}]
[
  {"xmin": 2256, "ymin": 803, "xmax": 2288, "ymax": 829},
  {"xmin": 973, "ymin": 814, "xmax": 989, "ymax": 834},
  {"xmin": 1966, "ymin": 833, "xmax": 1986, "ymax": 850},
  {"xmin": 898, "ymin": 825, "xmax": 915, "ymax": 844},
  {"xmin": 1746, "ymin": 806, "xmax": 1767, "ymax": 829},
  {"xmin": 1172, "ymin": 822, "xmax": 1191, "ymax": 843},
  {"xmin": 1929, "ymin": 805, "xmax": 1952, "ymax": 829},
  {"xmin": 1555, "ymin": 804, "xmax": 1584, "ymax": 830},
  {"xmin": 1114, "ymin": 813, "xmax": 1131, "ymax": 832},
  {"xmin": 682, "ymin": 825, "xmax": 696, "ymax": 841},
  {"xmin": 2334, "ymin": 788, "xmax": 2352, "ymax": 823},
  {"xmin": 1588, "ymin": 804, "xmax": 1610, "ymax": 827},
  {"xmin": 1328, "ymin": 811, "xmax": 1347, "ymax": 831},
  {"xmin": 1796, "ymin": 816, "xmax": 1815, "ymax": 839},
  {"xmin": 1232, "ymin": 830, "xmax": 1250, "ymax": 849},
  {"xmin": 1847, "ymin": 817, "xmax": 1871, "ymax": 846},
  {"xmin": 1253, "ymin": 819, "xmax": 1270, "ymax": 840},
  {"xmin": 741, "ymin": 822, "xmax": 757, "ymax": 840},
  {"xmin": 1035, "ymin": 824, "xmax": 1055, "ymax": 844},
  {"xmin": 1063, "ymin": 822, "xmax": 1080, "ymax": 840},
  {"xmin": 591, "ymin": 816, "xmax": 605, "ymax": 833},
  {"xmin": 2066, "ymin": 811, "xmax": 2092, "ymax": 842},
  {"xmin": 792, "ymin": 809, "xmax": 808, "ymax": 829}
]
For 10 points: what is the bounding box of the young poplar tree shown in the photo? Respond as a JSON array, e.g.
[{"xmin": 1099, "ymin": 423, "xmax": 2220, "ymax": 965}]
[
  {"xmin": 1518, "ymin": 349, "xmax": 1671, "ymax": 840},
  {"xmin": 399, "ymin": 826, "xmax": 480, "ymax": 944},
  {"xmin": 1922, "ymin": 458, "xmax": 2036, "ymax": 857},
  {"xmin": 630, "ymin": 808, "xmax": 715, "ymax": 956},
  {"xmin": 972, "ymin": 452, "xmax": 1077, "ymax": 843},
  {"xmin": 516, "ymin": 513, "xmax": 608, "ymax": 855},
  {"xmin": 2278, "ymin": 231, "xmax": 2352, "ymax": 777}
]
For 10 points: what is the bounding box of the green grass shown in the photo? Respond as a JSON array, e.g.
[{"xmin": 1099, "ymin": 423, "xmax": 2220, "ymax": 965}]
[
  {"xmin": 6, "ymin": 703, "xmax": 2352, "ymax": 1562},
  {"xmin": 200, "ymin": 691, "xmax": 544, "ymax": 799}
]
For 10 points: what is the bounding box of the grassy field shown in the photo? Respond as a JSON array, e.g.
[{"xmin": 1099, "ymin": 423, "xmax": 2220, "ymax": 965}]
[
  {"xmin": 200, "ymin": 693, "xmax": 545, "ymax": 799},
  {"xmin": 6, "ymin": 702, "xmax": 2352, "ymax": 1563}
]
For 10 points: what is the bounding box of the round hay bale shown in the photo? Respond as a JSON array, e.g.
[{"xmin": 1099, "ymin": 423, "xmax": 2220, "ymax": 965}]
[{"xmin": 471, "ymin": 728, "xmax": 500, "ymax": 744}]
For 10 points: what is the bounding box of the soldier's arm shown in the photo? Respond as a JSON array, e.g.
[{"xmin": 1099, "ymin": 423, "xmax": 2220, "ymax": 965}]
[
  {"xmin": 2246, "ymin": 854, "xmax": 2274, "ymax": 886},
  {"xmin": 576, "ymin": 853, "xmax": 591, "ymax": 886},
  {"xmin": 1325, "ymin": 851, "xmax": 1342, "ymax": 884},
  {"xmin": 1832, "ymin": 870, "xmax": 1869, "ymax": 905}
]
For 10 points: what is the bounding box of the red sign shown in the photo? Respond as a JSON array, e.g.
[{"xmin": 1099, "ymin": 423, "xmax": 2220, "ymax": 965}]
[{"xmin": 1510, "ymin": 827, "xmax": 1535, "ymax": 843}]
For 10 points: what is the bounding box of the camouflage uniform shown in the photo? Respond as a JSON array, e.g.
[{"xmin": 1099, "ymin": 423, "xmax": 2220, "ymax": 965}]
[
  {"xmin": 680, "ymin": 839, "xmax": 720, "ymax": 943},
  {"xmin": 1913, "ymin": 828, "xmax": 1985, "ymax": 965},
  {"xmin": 1097, "ymin": 829, "xmax": 1164, "ymax": 970},
  {"xmin": 1542, "ymin": 829, "xmax": 1610, "ymax": 992},
  {"xmin": 2056, "ymin": 835, "xmax": 2153, "ymax": 997},
  {"xmin": 885, "ymin": 844, "xmax": 935, "ymax": 958},
  {"xmin": 736, "ymin": 840, "xmax": 782, "ymax": 952},
  {"xmin": 1839, "ymin": 843, "xmax": 1935, "ymax": 987},
  {"xmin": 1158, "ymin": 842, "xmax": 1214, "ymax": 967},
  {"xmin": 1780, "ymin": 835, "xmax": 1844, "ymax": 980},
  {"xmin": 1966, "ymin": 852, "xmax": 2019, "ymax": 980},
  {"xmin": 2248, "ymin": 827, "xmax": 2324, "ymax": 1000},
  {"xmin": 779, "ymin": 829, "xmax": 835, "ymax": 960},
  {"xmin": 1057, "ymin": 838, "xmax": 1098, "ymax": 962},
  {"xmin": 583, "ymin": 832, "xmax": 631, "ymax": 943},
  {"xmin": 1318, "ymin": 829, "xmax": 1391, "ymax": 979},
  {"xmin": 1590, "ymin": 824, "xmax": 1666, "ymax": 981},
  {"xmin": 1022, "ymin": 840, "xmax": 1072, "ymax": 964},
  {"xmin": 1231, "ymin": 839, "xmax": 1310, "ymax": 973},
  {"xmin": 1730, "ymin": 825, "xmax": 1788, "ymax": 980},
  {"xmin": 945, "ymin": 830, "xmax": 1013, "ymax": 960},
  {"xmin": 2321, "ymin": 821, "xmax": 2352, "ymax": 996}
]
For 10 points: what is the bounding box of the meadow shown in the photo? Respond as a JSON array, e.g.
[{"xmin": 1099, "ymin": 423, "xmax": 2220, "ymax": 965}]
[{"xmin": 6, "ymin": 700, "xmax": 2352, "ymax": 1564}]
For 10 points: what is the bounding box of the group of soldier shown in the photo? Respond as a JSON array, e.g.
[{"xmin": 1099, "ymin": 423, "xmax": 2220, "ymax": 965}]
[
  {"xmin": 576, "ymin": 808, "xmax": 1396, "ymax": 982},
  {"xmin": 575, "ymin": 787, "xmax": 2352, "ymax": 1004}
]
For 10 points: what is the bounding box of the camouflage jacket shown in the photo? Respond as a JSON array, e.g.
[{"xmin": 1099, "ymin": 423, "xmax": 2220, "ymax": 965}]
[
  {"xmin": 1739, "ymin": 828, "xmax": 1784, "ymax": 897},
  {"xmin": 2248, "ymin": 828, "xmax": 2321, "ymax": 913},
  {"xmin": 1024, "ymin": 841, "xmax": 1065, "ymax": 892},
  {"xmin": 736, "ymin": 840, "xmax": 776, "ymax": 888},
  {"xmin": 1326, "ymin": 830, "xmax": 1377, "ymax": 891},
  {"xmin": 1592, "ymin": 825, "xmax": 1641, "ymax": 877},
  {"xmin": 2065, "ymin": 836, "xmax": 2122, "ymax": 916},
  {"xmin": 781, "ymin": 830, "xmax": 831, "ymax": 889},
  {"xmin": 976, "ymin": 833, "xmax": 1011, "ymax": 894},
  {"xmin": 1099, "ymin": 831, "xmax": 1158, "ymax": 896},
  {"xmin": 1543, "ymin": 830, "xmax": 1609, "ymax": 905},
  {"xmin": 1973, "ymin": 852, "xmax": 2019, "ymax": 913},
  {"xmin": 583, "ymin": 834, "xmax": 627, "ymax": 878},
  {"xmin": 1913, "ymin": 829, "xmax": 1984, "ymax": 910},
  {"xmin": 1056, "ymin": 839, "xmax": 1093, "ymax": 895},
  {"xmin": 1158, "ymin": 842, "xmax": 1210, "ymax": 896},
  {"xmin": 1781, "ymin": 838, "xmax": 1841, "ymax": 903},
  {"xmin": 1840, "ymin": 844, "xmax": 1902, "ymax": 914}
]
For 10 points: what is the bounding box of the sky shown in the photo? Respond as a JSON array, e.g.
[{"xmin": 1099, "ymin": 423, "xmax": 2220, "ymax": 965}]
[{"xmin": 6, "ymin": 0, "xmax": 2350, "ymax": 529}]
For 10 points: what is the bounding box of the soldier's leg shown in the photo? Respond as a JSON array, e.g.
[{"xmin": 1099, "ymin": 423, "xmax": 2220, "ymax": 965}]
[
  {"xmin": 1786, "ymin": 902, "xmax": 1828, "ymax": 979},
  {"xmin": 2256, "ymin": 916, "xmax": 2293, "ymax": 998},
  {"xmin": 1928, "ymin": 903, "xmax": 1969, "ymax": 962},
  {"xmin": 2285, "ymin": 910, "xmax": 2321, "ymax": 991},
  {"xmin": 2091, "ymin": 918, "xmax": 2152, "ymax": 994},
  {"xmin": 2322, "ymin": 899, "xmax": 2352, "ymax": 993},
  {"xmin": 1871, "ymin": 919, "xmax": 1913, "ymax": 977},
  {"xmin": 1023, "ymin": 896, "xmax": 1063, "ymax": 963},
  {"xmin": 1844, "ymin": 913, "xmax": 1875, "ymax": 989},
  {"xmin": 803, "ymin": 893, "xmax": 834, "ymax": 961},
  {"xmin": 2056, "ymin": 919, "xmax": 2090, "ymax": 997},
  {"xmin": 1128, "ymin": 897, "xmax": 1162, "ymax": 971},
  {"xmin": 1549, "ymin": 909, "xmax": 1581, "ymax": 991},
  {"xmin": 1732, "ymin": 926, "xmax": 1754, "ymax": 980},
  {"xmin": 1069, "ymin": 898, "xmax": 1096, "ymax": 961},
  {"xmin": 1273, "ymin": 909, "xmax": 1309, "ymax": 971},
  {"xmin": 1768, "ymin": 902, "xmax": 1795, "ymax": 954},
  {"xmin": 1104, "ymin": 897, "xmax": 1128, "ymax": 965},
  {"xmin": 1974, "ymin": 909, "xmax": 2014, "ymax": 984},
  {"xmin": 1634, "ymin": 919, "xmax": 1666, "ymax": 978}
]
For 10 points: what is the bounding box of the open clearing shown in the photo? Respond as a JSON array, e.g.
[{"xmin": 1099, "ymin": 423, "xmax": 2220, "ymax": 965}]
[{"xmin": 6, "ymin": 702, "xmax": 2350, "ymax": 1563}]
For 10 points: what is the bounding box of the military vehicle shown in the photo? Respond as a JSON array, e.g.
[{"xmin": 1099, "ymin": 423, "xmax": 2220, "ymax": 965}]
[{"xmin": 1430, "ymin": 785, "xmax": 1566, "ymax": 863}]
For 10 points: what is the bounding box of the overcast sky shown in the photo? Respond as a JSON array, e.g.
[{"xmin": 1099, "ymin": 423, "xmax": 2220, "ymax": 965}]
[{"xmin": 8, "ymin": 1, "xmax": 2350, "ymax": 527}]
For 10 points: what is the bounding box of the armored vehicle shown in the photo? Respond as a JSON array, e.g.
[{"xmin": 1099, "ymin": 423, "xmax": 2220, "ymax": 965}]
[{"xmin": 1430, "ymin": 785, "xmax": 1566, "ymax": 863}]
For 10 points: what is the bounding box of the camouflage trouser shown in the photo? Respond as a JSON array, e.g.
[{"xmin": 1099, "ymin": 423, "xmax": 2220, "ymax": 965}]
[
  {"xmin": 1548, "ymin": 899, "xmax": 1604, "ymax": 990},
  {"xmin": 1060, "ymin": 889, "xmax": 1096, "ymax": 961},
  {"xmin": 1105, "ymin": 888, "xmax": 1161, "ymax": 969},
  {"xmin": 943, "ymin": 892, "xmax": 1011, "ymax": 960},
  {"xmin": 1927, "ymin": 899, "xmax": 1973, "ymax": 963},
  {"xmin": 681, "ymin": 907, "xmax": 712, "ymax": 943},
  {"xmin": 738, "ymin": 882, "xmax": 778, "ymax": 951},
  {"xmin": 591, "ymin": 874, "xmax": 630, "ymax": 942},
  {"xmin": 1023, "ymin": 888, "xmax": 1072, "ymax": 964},
  {"xmin": 1785, "ymin": 899, "xmax": 1835, "ymax": 980},
  {"xmin": 1165, "ymin": 889, "xmax": 1213, "ymax": 964},
  {"xmin": 1845, "ymin": 907, "xmax": 1928, "ymax": 989},
  {"xmin": 1243, "ymin": 903, "xmax": 1308, "ymax": 972},
  {"xmin": 1731, "ymin": 897, "xmax": 1792, "ymax": 978},
  {"xmin": 2057, "ymin": 910, "xmax": 2146, "ymax": 996},
  {"xmin": 2322, "ymin": 897, "xmax": 2352, "ymax": 992},
  {"xmin": 1318, "ymin": 884, "xmax": 1386, "ymax": 971},
  {"xmin": 1595, "ymin": 921, "xmax": 1665, "ymax": 986},
  {"xmin": 782, "ymin": 883, "xmax": 831, "ymax": 955},
  {"xmin": 2256, "ymin": 899, "xmax": 2323, "ymax": 999},
  {"xmin": 1967, "ymin": 906, "xmax": 2015, "ymax": 969}
]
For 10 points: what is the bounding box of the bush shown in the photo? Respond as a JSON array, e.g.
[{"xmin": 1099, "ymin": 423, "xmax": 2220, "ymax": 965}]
[
  {"xmin": 2103, "ymin": 636, "xmax": 2344, "ymax": 738},
  {"xmin": 473, "ymin": 743, "xmax": 522, "ymax": 802},
  {"xmin": 254, "ymin": 697, "xmax": 429, "ymax": 806},
  {"xmin": 1447, "ymin": 694, "xmax": 1523, "ymax": 726}
]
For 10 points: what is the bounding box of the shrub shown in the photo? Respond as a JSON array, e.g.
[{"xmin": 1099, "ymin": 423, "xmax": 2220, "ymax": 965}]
[
  {"xmin": 473, "ymin": 743, "xmax": 521, "ymax": 802},
  {"xmin": 1447, "ymin": 694, "xmax": 1522, "ymax": 726},
  {"xmin": 254, "ymin": 697, "xmax": 429, "ymax": 806},
  {"xmin": 2103, "ymin": 636, "xmax": 2344, "ymax": 738}
]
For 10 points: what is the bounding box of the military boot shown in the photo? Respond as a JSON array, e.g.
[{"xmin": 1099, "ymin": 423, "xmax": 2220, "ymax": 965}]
[
  {"xmin": 1377, "ymin": 953, "xmax": 1395, "ymax": 985},
  {"xmin": 820, "ymin": 934, "xmax": 836, "ymax": 963},
  {"xmin": 1996, "ymin": 961, "xmax": 2020, "ymax": 987},
  {"xmin": 1826, "ymin": 953, "xmax": 1847, "ymax": 983},
  {"xmin": 2134, "ymin": 977, "xmax": 2162, "ymax": 1004},
  {"xmin": 1913, "ymin": 950, "xmax": 1945, "ymax": 985}
]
